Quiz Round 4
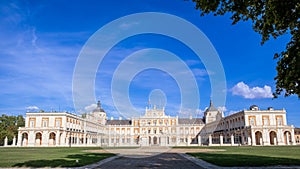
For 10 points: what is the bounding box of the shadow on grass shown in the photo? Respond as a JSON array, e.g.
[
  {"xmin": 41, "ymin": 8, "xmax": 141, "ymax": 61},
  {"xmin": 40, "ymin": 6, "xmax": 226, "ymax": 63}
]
[
  {"xmin": 188, "ymin": 152, "xmax": 300, "ymax": 167},
  {"xmin": 13, "ymin": 153, "xmax": 114, "ymax": 168}
]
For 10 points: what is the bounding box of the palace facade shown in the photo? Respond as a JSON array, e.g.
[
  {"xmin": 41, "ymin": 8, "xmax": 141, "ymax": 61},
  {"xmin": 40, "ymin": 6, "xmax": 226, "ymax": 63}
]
[{"xmin": 16, "ymin": 100, "xmax": 296, "ymax": 147}]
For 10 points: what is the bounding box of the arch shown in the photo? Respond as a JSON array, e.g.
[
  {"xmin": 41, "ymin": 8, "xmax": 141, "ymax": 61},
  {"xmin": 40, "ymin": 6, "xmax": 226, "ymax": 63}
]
[
  {"xmin": 153, "ymin": 136, "xmax": 158, "ymax": 145},
  {"xmin": 284, "ymin": 131, "xmax": 292, "ymax": 145},
  {"xmin": 49, "ymin": 132, "xmax": 56, "ymax": 146},
  {"xmin": 255, "ymin": 131, "xmax": 263, "ymax": 145},
  {"xmin": 22, "ymin": 132, "xmax": 28, "ymax": 146},
  {"xmin": 135, "ymin": 136, "xmax": 139, "ymax": 144},
  {"xmin": 35, "ymin": 132, "xmax": 42, "ymax": 146},
  {"xmin": 149, "ymin": 136, "xmax": 151, "ymax": 145},
  {"xmin": 269, "ymin": 131, "xmax": 277, "ymax": 145}
]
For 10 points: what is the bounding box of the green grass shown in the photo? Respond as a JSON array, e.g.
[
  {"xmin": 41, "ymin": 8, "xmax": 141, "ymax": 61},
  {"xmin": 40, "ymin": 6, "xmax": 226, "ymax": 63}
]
[
  {"xmin": 187, "ymin": 146, "xmax": 300, "ymax": 167},
  {"xmin": 0, "ymin": 147, "xmax": 114, "ymax": 168}
]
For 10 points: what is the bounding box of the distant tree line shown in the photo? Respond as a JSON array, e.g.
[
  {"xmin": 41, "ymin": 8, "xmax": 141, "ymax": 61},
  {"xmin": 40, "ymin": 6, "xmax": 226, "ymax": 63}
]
[{"xmin": 0, "ymin": 114, "xmax": 25, "ymax": 146}]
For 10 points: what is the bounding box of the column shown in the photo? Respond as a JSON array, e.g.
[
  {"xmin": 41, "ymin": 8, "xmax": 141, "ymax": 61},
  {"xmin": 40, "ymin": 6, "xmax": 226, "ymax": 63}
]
[
  {"xmin": 4, "ymin": 136, "xmax": 8, "ymax": 147},
  {"xmin": 251, "ymin": 130, "xmax": 256, "ymax": 146},
  {"xmin": 79, "ymin": 134, "xmax": 82, "ymax": 145},
  {"xmin": 97, "ymin": 134, "xmax": 101, "ymax": 146},
  {"xmin": 248, "ymin": 136, "xmax": 251, "ymax": 145},
  {"xmin": 83, "ymin": 134, "xmax": 86, "ymax": 145},
  {"xmin": 56, "ymin": 131, "xmax": 60, "ymax": 146},
  {"xmin": 208, "ymin": 134, "xmax": 212, "ymax": 146},
  {"xmin": 231, "ymin": 134, "xmax": 234, "ymax": 146},
  {"xmin": 12, "ymin": 136, "xmax": 16, "ymax": 146},
  {"xmin": 286, "ymin": 132, "xmax": 290, "ymax": 145},
  {"xmin": 274, "ymin": 137, "xmax": 277, "ymax": 145},
  {"xmin": 291, "ymin": 129, "xmax": 296, "ymax": 145},
  {"xmin": 76, "ymin": 133, "xmax": 79, "ymax": 145},
  {"xmin": 28, "ymin": 131, "xmax": 35, "ymax": 146},
  {"xmin": 60, "ymin": 132, "xmax": 66, "ymax": 146},
  {"xmin": 42, "ymin": 131, "xmax": 48, "ymax": 146},
  {"xmin": 198, "ymin": 135, "xmax": 201, "ymax": 146},
  {"xmin": 263, "ymin": 129, "xmax": 268, "ymax": 145},
  {"xmin": 17, "ymin": 132, "xmax": 22, "ymax": 147},
  {"xmin": 220, "ymin": 135, "xmax": 223, "ymax": 146},
  {"xmin": 108, "ymin": 132, "xmax": 112, "ymax": 146},
  {"xmin": 114, "ymin": 134, "xmax": 116, "ymax": 146},
  {"xmin": 88, "ymin": 135, "xmax": 92, "ymax": 145},
  {"xmin": 241, "ymin": 132, "xmax": 245, "ymax": 145},
  {"xmin": 130, "ymin": 135, "xmax": 133, "ymax": 146}
]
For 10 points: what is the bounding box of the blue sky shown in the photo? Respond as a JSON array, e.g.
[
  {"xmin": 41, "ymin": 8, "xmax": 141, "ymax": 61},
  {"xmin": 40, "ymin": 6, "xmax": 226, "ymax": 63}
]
[{"xmin": 0, "ymin": 0, "xmax": 299, "ymax": 127}]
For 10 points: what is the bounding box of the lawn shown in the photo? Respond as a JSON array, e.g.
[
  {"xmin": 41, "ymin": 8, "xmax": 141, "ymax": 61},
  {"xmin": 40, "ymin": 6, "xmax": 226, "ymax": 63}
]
[
  {"xmin": 0, "ymin": 147, "xmax": 114, "ymax": 168},
  {"xmin": 187, "ymin": 146, "xmax": 300, "ymax": 167}
]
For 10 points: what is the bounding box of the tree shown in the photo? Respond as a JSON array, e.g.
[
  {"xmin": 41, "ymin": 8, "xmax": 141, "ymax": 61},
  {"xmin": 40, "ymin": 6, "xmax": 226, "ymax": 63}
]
[
  {"xmin": 192, "ymin": 0, "xmax": 300, "ymax": 98},
  {"xmin": 0, "ymin": 114, "xmax": 25, "ymax": 146}
]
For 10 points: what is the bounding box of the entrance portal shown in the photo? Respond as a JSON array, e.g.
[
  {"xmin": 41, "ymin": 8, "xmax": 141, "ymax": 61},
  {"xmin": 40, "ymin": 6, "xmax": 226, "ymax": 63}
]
[{"xmin": 153, "ymin": 136, "xmax": 158, "ymax": 145}]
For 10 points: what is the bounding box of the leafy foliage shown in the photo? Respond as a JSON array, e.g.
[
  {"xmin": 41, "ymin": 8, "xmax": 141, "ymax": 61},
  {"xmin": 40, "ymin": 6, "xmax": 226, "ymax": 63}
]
[
  {"xmin": 192, "ymin": 0, "xmax": 300, "ymax": 98},
  {"xmin": 0, "ymin": 114, "xmax": 25, "ymax": 146}
]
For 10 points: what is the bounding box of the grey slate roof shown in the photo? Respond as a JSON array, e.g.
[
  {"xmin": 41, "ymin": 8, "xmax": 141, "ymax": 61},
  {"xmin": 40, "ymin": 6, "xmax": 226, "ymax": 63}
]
[
  {"xmin": 178, "ymin": 118, "xmax": 204, "ymax": 124},
  {"xmin": 106, "ymin": 120, "xmax": 131, "ymax": 125},
  {"xmin": 93, "ymin": 100, "xmax": 105, "ymax": 113},
  {"xmin": 206, "ymin": 99, "xmax": 218, "ymax": 111}
]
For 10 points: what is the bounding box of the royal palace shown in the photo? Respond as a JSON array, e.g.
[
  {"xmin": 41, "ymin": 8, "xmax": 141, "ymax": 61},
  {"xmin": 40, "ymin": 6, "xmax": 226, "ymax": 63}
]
[{"xmin": 15, "ymin": 100, "xmax": 296, "ymax": 147}]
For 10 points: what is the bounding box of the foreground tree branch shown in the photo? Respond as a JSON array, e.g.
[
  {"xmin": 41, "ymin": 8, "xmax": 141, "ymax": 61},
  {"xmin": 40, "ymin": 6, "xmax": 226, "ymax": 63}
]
[{"xmin": 192, "ymin": 0, "xmax": 300, "ymax": 98}]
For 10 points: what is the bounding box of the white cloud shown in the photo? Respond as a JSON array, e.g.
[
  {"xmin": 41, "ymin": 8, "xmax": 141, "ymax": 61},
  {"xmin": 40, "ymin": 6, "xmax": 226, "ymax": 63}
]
[
  {"xmin": 217, "ymin": 106, "xmax": 227, "ymax": 112},
  {"xmin": 192, "ymin": 68, "xmax": 208, "ymax": 77},
  {"xmin": 195, "ymin": 109, "xmax": 204, "ymax": 117},
  {"xmin": 26, "ymin": 106, "xmax": 39, "ymax": 110},
  {"xmin": 84, "ymin": 103, "xmax": 97, "ymax": 112},
  {"xmin": 119, "ymin": 22, "xmax": 139, "ymax": 29},
  {"xmin": 231, "ymin": 82, "xmax": 273, "ymax": 99}
]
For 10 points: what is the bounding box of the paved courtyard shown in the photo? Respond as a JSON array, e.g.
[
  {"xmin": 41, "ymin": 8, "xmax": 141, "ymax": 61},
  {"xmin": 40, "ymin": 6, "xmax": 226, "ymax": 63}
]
[
  {"xmin": 83, "ymin": 147, "xmax": 219, "ymax": 169},
  {"xmin": 95, "ymin": 153, "xmax": 204, "ymax": 169}
]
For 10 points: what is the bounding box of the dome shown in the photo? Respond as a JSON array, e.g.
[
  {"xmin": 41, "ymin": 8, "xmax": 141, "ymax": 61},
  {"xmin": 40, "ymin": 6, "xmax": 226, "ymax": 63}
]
[
  {"xmin": 93, "ymin": 100, "xmax": 105, "ymax": 113},
  {"xmin": 249, "ymin": 105, "xmax": 259, "ymax": 110}
]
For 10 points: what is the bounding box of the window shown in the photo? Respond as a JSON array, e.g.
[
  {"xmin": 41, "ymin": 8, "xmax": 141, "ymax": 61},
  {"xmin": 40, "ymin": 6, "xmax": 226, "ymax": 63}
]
[
  {"xmin": 276, "ymin": 115, "xmax": 283, "ymax": 126},
  {"xmin": 55, "ymin": 118, "xmax": 62, "ymax": 127},
  {"xmin": 30, "ymin": 120, "xmax": 35, "ymax": 127},
  {"xmin": 262, "ymin": 116, "xmax": 269, "ymax": 125},
  {"xmin": 42, "ymin": 118, "xmax": 48, "ymax": 127},
  {"xmin": 29, "ymin": 118, "xmax": 36, "ymax": 127},
  {"xmin": 248, "ymin": 116, "xmax": 256, "ymax": 126},
  {"xmin": 172, "ymin": 137, "xmax": 176, "ymax": 143}
]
